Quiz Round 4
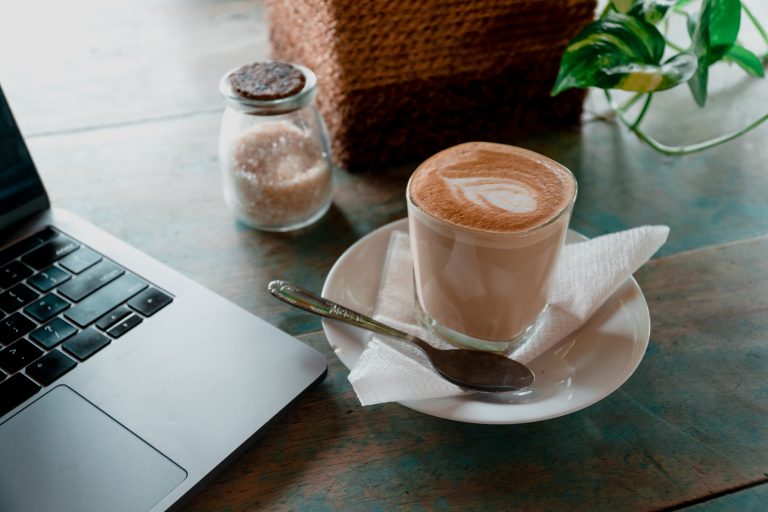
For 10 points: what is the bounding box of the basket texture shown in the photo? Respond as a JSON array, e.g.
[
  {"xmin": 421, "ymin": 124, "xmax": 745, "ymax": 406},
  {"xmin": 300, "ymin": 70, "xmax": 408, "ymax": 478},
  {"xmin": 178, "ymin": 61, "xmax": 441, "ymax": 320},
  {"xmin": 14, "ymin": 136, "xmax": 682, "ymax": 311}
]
[{"xmin": 268, "ymin": 0, "xmax": 595, "ymax": 170}]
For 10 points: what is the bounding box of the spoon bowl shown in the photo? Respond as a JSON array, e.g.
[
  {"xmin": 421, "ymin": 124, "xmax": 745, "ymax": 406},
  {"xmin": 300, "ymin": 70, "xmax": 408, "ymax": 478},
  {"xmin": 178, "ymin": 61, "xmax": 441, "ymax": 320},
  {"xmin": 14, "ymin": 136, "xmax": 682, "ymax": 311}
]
[{"xmin": 268, "ymin": 280, "xmax": 534, "ymax": 393}]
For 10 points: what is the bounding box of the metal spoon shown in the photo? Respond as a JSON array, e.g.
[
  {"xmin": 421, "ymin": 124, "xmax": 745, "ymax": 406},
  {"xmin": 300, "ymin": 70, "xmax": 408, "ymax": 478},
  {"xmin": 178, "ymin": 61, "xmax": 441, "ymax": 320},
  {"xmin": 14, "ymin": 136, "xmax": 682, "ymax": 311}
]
[{"xmin": 268, "ymin": 280, "xmax": 534, "ymax": 393}]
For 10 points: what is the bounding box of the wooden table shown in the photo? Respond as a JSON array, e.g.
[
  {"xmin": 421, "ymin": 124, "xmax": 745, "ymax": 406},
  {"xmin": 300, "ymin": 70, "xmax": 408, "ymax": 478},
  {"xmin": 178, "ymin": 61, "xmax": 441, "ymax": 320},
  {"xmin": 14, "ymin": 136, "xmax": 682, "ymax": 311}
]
[{"xmin": 3, "ymin": 1, "xmax": 768, "ymax": 510}]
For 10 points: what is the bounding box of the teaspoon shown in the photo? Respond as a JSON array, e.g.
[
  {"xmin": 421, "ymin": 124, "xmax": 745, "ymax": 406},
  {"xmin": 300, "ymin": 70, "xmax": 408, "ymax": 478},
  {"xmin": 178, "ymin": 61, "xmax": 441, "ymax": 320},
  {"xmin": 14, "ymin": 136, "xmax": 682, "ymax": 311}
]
[{"xmin": 268, "ymin": 280, "xmax": 534, "ymax": 393}]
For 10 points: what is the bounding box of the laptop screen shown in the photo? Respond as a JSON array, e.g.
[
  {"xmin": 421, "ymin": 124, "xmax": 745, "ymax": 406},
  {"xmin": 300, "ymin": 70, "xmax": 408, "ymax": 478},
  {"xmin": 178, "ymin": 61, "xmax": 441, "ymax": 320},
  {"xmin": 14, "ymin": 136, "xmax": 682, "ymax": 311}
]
[{"xmin": 0, "ymin": 85, "xmax": 48, "ymax": 229}]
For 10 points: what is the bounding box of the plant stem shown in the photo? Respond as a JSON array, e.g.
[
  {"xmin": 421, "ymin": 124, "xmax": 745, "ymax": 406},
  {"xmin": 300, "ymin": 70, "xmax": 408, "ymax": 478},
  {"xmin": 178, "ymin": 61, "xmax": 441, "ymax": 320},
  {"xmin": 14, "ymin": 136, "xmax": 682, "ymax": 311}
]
[
  {"xmin": 665, "ymin": 39, "xmax": 687, "ymax": 53},
  {"xmin": 598, "ymin": 2, "xmax": 613, "ymax": 18},
  {"xmin": 619, "ymin": 92, "xmax": 644, "ymax": 112},
  {"xmin": 743, "ymin": 4, "xmax": 768, "ymax": 51},
  {"xmin": 662, "ymin": 16, "xmax": 688, "ymax": 54},
  {"xmin": 631, "ymin": 94, "xmax": 654, "ymax": 129},
  {"xmin": 588, "ymin": 93, "xmax": 643, "ymax": 123},
  {"xmin": 604, "ymin": 90, "xmax": 768, "ymax": 155}
]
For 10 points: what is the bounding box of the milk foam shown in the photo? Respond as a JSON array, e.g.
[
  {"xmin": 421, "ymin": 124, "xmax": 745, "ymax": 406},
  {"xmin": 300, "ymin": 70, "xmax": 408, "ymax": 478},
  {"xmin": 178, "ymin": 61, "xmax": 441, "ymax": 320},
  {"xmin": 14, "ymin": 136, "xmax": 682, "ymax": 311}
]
[
  {"xmin": 444, "ymin": 176, "xmax": 537, "ymax": 214},
  {"xmin": 409, "ymin": 142, "xmax": 576, "ymax": 233}
]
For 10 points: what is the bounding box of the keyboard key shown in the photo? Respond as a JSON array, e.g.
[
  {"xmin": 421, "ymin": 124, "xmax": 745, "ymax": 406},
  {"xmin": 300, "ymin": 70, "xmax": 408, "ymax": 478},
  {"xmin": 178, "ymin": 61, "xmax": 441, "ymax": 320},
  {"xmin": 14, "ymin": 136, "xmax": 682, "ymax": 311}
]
[
  {"xmin": 21, "ymin": 237, "xmax": 80, "ymax": 270},
  {"xmin": 30, "ymin": 318, "xmax": 78, "ymax": 349},
  {"xmin": 64, "ymin": 274, "xmax": 147, "ymax": 327},
  {"xmin": 107, "ymin": 314, "xmax": 142, "ymax": 338},
  {"xmin": 0, "ymin": 374, "xmax": 40, "ymax": 417},
  {"xmin": 34, "ymin": 227, "xmax": 59, "ymax": 242},
  {"xmin": 0, "ymin": 235, "xmax": 43, "ymax": 267},
  {"xmin": 58, "ymin": 247, "xmax": 101, "ymax": 274},
  {"xmin": 62, "ymin": 328, "xmax": 110, "ymax": 361},
  {"xmin": 24, "ymin": 294, "xmax": 70, "ymax": 323},
  {"xmin": 128, "ymin": 288, "xmax": 173, "ymax": 317},
  {"xmin": 0, "ymin": 339, "xmax": 43, "ymax": 374},
  {"xmin": 58, "ymin": 260, "xmax": 124, "ymax": 302},
  {"xmin": 0, "ymin": 313, "xmax": 36, "ymax": 345},
  {"xmin": 26, "ymin": 350, "xmax": 77, "ymax": 386},
  {"xmin": 0, "ymin": 283, "xmax": 40, "ymax": 314},
  {"xmin": 96, "ymin": 305, "xmax": 131, "ymax": 330},
  {"xmin": 27, "ymin": 266, "xmax": 71, "ymax": 292},
  {"xmin": 0, "ymin": 261, "xmax": 34, "ymax": 289}
]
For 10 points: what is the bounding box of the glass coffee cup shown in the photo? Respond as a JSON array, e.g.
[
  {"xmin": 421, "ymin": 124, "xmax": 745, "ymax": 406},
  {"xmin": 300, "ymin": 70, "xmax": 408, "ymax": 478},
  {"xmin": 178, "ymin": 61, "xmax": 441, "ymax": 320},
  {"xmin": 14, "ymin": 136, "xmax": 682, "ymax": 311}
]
[{"xmin": 406, "ymin": 142, "xmax": 577, "ymax": 353}]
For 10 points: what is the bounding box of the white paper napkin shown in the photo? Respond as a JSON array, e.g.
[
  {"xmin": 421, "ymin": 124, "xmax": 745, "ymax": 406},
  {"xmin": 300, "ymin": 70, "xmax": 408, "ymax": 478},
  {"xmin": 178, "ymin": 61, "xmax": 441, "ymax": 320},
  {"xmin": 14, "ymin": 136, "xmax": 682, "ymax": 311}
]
[{"xmin": 347, "ymin": 225, "xmax": 669, "ymax": 406}]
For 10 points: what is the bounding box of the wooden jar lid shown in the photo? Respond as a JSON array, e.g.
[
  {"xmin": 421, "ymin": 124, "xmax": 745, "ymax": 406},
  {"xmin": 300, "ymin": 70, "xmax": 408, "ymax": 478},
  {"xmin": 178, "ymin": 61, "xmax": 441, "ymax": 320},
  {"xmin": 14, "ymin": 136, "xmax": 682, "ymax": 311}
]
[{"xmin": 228, "ymin": 62, "xmax": 306, "ymax": 101}]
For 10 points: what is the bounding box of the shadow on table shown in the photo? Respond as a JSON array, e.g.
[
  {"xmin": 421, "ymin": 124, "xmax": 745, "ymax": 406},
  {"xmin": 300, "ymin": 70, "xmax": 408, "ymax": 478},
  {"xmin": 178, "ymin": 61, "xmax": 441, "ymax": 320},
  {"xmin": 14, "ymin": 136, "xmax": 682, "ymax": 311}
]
[{"xmin": 180, "ymin": 374, "xmax": 349, "ymax": 511}]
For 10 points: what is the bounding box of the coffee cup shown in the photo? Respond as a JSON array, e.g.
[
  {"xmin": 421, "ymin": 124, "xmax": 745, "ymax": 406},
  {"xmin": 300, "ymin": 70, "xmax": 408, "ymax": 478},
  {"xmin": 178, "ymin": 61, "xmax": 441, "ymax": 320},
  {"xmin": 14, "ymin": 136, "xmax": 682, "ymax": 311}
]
[{"xmin": 406, "ymin": 142, "xmax": 577, "ymax": 353}]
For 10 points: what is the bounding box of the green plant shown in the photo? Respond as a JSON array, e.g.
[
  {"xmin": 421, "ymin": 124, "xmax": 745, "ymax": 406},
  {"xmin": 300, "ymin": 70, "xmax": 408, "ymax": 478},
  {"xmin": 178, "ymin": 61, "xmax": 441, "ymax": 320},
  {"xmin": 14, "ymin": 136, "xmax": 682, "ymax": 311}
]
[{"xmin": 552, "ymin": 0, "xmax": 768, "ymax": 155}]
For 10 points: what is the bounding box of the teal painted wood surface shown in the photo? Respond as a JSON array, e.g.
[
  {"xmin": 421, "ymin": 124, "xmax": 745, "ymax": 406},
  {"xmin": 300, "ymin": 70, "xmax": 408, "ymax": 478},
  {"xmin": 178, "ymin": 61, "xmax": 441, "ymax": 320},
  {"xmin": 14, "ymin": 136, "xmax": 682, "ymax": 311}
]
[
  {"xmin": 685, "ymin": 483, "xmax": 768, "ymax": 511},
  {"xmin": 181, "ymin": 236, "xmax": 768, "ymax": 511},
  {"xmin": 8, "ymin": 1, "xmax": 767, "ymax": 340},
  {"xmin": 522, "ymin": 117, "xmax": 768, "ymax": 257},
  {"xmin": 21, "ymin": 109, "xmax": 768, "ymax": 336},
  {"xmin": 3, "ymin": 0, "xmax": 768, "ymax": 509}
]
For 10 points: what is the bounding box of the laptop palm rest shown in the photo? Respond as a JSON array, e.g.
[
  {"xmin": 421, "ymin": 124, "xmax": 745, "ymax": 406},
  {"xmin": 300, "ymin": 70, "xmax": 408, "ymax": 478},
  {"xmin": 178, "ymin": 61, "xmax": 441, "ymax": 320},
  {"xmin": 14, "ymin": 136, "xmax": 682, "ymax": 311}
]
[{"xmin": 0, "ymin": 385, "xmax": 187, "ymax": 512}]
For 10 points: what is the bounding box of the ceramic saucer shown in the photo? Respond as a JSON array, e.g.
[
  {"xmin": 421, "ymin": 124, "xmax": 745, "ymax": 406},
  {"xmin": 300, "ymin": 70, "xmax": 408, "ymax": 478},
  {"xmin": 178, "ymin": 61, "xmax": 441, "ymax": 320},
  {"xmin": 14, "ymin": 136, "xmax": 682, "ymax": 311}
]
[{"xmin": 321, "ymin": 218, "xmax": 650, "ymax": 424}]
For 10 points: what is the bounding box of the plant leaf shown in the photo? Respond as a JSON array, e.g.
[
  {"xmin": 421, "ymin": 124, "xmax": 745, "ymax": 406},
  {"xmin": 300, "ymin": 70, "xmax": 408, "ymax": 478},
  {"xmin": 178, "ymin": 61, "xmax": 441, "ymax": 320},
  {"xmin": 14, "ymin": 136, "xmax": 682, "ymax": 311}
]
[
  {"xmin": 611, "ymin": 0, "xmax": 635, "ymax": 13},
  {"xmin": 687, "ymin": 1, "xmax": 711, "ymax": 106},
  {"xmin": 707, "ymin": 44, "xmax": 729, "ymax": 64},
  {"xmin": 725, "ymin": 44, "xmax": 766, "ymax": 77},
  {"xmin": 630, "ymin": 0, "xmax": 679, "ymax": 24},
  {"xmin": 709, "ymin": 0, "xmax": 741, "ymax": 49},
  {"xmin": 605, "ymin": 52, "xmax": 698, "ymax": 91},
  {"xmin": 686, "ymin": 0, "xmax": 745, "ymax": 106},
  {"xmin": 675, "ymin": 0, "xmax": 696, "ymax": 8},
  {"xmin": 551, "ymin": 13, "xmax": 666, "ymax": 95}
]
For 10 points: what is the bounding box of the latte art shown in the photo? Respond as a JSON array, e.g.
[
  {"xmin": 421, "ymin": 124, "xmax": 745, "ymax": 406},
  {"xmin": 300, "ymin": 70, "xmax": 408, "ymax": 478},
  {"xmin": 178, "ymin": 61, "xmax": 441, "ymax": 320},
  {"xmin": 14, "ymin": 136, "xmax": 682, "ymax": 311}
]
[
  {"xmin": 408, "ymin": 142, "xmax": 576, "ymax": 233},
  {"xmin": 444, "ymin": 176, "xmax": 537, "ymax": 214}
]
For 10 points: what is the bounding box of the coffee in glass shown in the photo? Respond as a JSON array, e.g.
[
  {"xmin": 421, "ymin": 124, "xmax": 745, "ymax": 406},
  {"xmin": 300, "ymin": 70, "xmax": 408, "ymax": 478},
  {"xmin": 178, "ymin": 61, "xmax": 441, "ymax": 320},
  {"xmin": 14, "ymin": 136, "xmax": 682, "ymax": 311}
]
[{"xmin": 407, "ymin": 142, "xmax": 577, "ymax": 352}]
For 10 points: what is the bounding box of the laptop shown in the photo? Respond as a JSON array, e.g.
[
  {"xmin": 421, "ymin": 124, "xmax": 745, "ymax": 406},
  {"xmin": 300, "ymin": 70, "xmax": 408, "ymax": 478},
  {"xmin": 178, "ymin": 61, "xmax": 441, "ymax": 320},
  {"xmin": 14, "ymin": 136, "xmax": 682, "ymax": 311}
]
[{"xmin": 0, "ymin": 84, "xmax": 327, "ymax": 511}]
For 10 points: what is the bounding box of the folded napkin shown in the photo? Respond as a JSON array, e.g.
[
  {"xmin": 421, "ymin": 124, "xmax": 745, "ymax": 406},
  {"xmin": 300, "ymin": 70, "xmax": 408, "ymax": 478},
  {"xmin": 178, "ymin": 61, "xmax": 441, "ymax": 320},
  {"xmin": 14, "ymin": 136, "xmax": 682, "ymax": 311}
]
[{"xmin": 347, "ymin": 225, "xmax": 670, "ymax": 406}]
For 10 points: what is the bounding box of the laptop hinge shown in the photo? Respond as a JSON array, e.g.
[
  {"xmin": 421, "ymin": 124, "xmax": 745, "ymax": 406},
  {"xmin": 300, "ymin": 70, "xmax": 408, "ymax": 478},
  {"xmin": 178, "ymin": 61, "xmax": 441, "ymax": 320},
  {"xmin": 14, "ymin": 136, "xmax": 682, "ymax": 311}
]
[{"xmin": 0, "ymin": 196, "xmax": 50, "ymax": 238}]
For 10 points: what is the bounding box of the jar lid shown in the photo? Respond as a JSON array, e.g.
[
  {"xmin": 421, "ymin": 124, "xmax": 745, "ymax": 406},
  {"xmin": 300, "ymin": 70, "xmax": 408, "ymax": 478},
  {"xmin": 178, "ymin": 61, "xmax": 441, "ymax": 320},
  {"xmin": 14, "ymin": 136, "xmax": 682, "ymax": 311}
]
[{"xmin": 219, "ymin": 61, "xmax": 317, "ymax": 115}]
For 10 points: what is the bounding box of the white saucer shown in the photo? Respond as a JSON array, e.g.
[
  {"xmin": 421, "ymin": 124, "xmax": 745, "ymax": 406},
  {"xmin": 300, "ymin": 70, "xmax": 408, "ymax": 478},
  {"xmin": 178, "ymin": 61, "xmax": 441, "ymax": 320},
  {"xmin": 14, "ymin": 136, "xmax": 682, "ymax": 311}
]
[{"xmin": 321, "ymin": 218, "xmax": 650, "ymax": 424}]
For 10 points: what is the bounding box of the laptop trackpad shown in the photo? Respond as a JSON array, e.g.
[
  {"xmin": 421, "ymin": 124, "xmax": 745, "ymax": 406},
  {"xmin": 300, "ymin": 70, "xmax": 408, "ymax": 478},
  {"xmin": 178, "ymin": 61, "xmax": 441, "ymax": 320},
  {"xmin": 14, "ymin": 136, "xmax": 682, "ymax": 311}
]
[{"xmin": 0, "ymin": 386, "xmax": 187, "ymax": 512}]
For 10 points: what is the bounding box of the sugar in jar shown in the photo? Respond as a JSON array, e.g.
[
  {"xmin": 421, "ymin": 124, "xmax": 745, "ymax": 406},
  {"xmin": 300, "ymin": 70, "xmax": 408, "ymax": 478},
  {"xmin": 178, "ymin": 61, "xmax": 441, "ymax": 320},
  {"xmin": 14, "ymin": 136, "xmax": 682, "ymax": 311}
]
[{"xmin": 218, "ymin": 62, "xmax": 333, "ymax": 231}]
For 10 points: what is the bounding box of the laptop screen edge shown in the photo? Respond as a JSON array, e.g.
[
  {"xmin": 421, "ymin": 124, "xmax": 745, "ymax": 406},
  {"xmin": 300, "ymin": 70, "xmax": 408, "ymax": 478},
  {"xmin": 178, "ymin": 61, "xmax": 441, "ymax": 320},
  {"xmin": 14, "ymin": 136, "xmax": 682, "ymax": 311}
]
[
  {"xmin": 0, "ymin": 83, "xmax": 50, "ymax": 232},
  {"xmin": 0, "ymin": 196, "xmax": 50, "ymax": 234}
]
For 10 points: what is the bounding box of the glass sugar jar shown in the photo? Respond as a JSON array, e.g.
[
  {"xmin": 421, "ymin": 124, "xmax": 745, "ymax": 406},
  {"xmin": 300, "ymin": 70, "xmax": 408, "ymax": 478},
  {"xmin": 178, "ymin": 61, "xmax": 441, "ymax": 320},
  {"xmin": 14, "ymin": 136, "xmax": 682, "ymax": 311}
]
[{"xmin": 218, "ymin": 62, "xmax": 333, "ymax": 231}]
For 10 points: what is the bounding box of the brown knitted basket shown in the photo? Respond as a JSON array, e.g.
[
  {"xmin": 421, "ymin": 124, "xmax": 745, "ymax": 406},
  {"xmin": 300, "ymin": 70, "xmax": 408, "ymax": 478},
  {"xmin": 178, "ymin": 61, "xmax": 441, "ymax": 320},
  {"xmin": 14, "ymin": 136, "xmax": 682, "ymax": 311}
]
[{"xmin": 268, "ymin": 0, "xmax": 595, "ymax": 170}]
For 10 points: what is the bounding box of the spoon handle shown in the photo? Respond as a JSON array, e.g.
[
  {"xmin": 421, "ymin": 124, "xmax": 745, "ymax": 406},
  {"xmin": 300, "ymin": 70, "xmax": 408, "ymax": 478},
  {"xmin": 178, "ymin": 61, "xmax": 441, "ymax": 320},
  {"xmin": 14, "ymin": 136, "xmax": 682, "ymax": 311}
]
[{"xmin": 268, "ymin": 280, "xmax": 411, "ymax": 341}]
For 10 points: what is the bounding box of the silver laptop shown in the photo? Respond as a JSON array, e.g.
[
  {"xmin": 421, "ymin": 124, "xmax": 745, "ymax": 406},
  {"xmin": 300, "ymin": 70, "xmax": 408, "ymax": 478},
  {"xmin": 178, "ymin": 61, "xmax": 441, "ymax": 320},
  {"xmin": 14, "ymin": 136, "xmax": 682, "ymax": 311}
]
[{"xmin": 0, "ymin": 84, "xmax": 327, "ymax": 511}]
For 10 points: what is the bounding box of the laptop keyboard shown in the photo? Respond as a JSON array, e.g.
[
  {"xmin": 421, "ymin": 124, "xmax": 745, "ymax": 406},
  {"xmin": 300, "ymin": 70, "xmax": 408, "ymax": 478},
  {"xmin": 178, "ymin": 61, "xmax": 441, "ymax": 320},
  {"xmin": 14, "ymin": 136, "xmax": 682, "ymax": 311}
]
[{"xmin": 0, "ymin": 227, "xmax": 173, "ymax": 417}]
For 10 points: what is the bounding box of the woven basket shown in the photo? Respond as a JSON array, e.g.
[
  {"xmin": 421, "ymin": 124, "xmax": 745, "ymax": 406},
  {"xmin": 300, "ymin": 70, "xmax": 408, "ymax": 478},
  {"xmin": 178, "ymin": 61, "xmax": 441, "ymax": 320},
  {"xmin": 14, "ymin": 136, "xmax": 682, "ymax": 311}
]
[{"xmin": 268, "ymin": 0, "xmax": 595, "ymax": 170}]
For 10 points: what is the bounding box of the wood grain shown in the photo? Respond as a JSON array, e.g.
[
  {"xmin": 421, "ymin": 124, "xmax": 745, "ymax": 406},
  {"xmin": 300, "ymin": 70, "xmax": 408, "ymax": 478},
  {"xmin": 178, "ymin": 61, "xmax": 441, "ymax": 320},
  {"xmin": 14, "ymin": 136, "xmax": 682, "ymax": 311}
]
[
  {"xmin": 2, "ymin": 1, "xmax": 768, "ymax": 510},
  {"xmin": 20, "ymin": 105, "xmax": 768, "ymax": 339},
  {"xmin": 685, "ymin": 483, "xmax": 768, "ymax": 511},
  {"xmin": 180, "ymin": 236, "xmax": 768, "ymax": 511},
  {"xmin": 25, "ymin": 114, "xmax": 412, "ymax": 335}
]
